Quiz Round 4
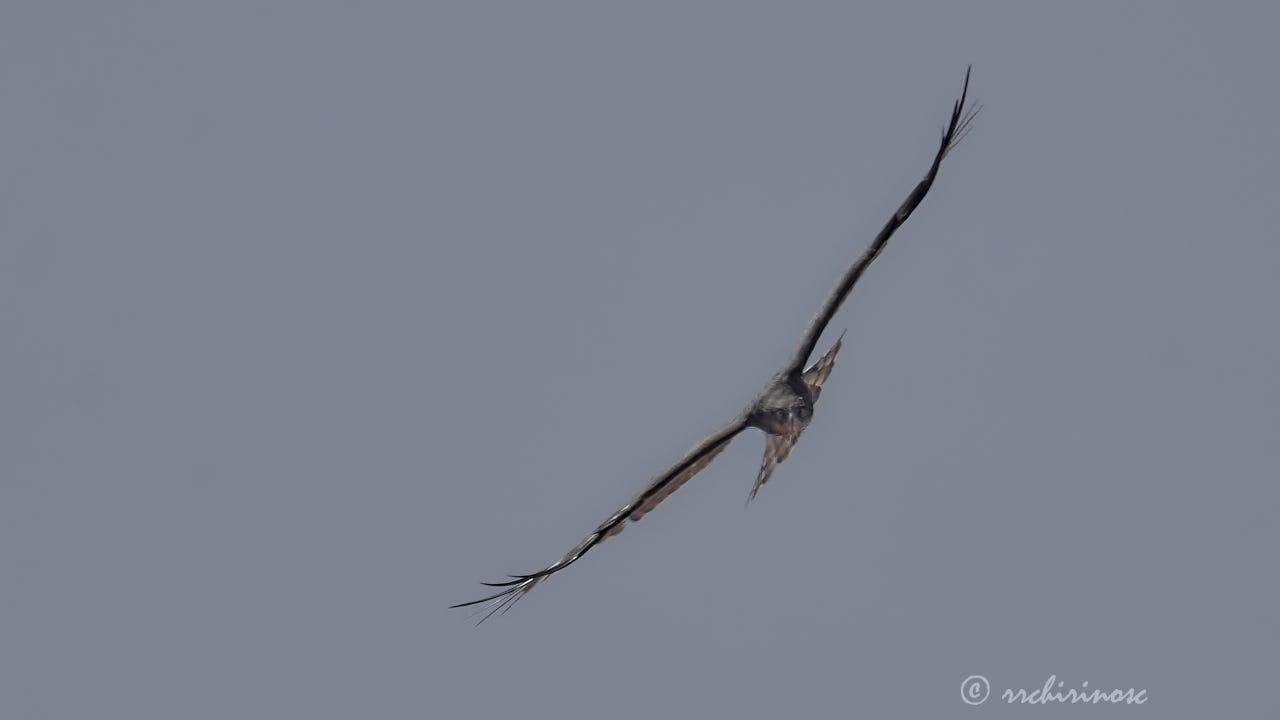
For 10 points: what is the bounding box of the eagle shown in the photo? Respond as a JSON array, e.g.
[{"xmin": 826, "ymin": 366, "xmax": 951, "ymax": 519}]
[{"xmin": 454, "ymin": 68, "xmax": 978, "ymax": 622}]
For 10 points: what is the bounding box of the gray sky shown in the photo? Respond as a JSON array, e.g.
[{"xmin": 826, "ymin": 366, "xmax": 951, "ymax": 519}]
[{"xmin": 3, "ymin": 2, "xmax": 1278, "ymax": 718}]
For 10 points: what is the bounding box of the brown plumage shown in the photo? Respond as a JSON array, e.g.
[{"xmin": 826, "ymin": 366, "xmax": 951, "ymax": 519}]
[{"xmin": 453, "ymin": 68, "xmax": 979, "ymax": 622}]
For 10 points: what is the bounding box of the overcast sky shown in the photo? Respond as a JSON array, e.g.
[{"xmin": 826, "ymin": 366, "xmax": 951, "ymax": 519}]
[{"xmin": 3, "ymin": 2, "xmax": 1278, "ymax": 718}]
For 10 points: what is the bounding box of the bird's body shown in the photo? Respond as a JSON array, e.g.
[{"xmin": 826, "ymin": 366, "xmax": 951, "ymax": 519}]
[
  {"xmin": 453, "ymin": 68, "xmax": 979, "ymax": 622},
  {"xmin": 748, "ymin": 374, "xmax": 816, "ymax": 436}
]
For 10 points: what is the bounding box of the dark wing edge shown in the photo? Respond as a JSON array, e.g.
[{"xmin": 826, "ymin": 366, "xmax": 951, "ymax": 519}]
[
  {"xmin": 451, "ymin": 417, "xmax": 749, "ymax": 623},
  {"xmin": 783, "ymin": 66, "xmax": 979, "ymax": 375},
  {"xmin": 749, "ymin": 332, "xmax": 846, "ymax": 501}
]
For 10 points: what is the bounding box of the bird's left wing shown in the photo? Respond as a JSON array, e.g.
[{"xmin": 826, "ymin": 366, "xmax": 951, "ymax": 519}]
[{"xmin": 452, "ymin": 416, "xmax": 749, "ymax": 623}]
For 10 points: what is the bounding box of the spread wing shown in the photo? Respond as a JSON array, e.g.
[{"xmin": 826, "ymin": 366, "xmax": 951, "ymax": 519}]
[
  {"xmin": 783, "ymin": 67, "xmax": 978, "ymax": 376},
  {"xmin": 452, "ymin": 417, "xmax": 749, "ymax": 623},
  {"xmin": 749, "ymin": 332, "xmax": 845, "ymax": 501}
]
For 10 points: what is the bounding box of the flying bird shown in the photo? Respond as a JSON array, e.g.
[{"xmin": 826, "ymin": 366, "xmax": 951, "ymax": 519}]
[{"xmin": 454, "ymin": 68, "xmax": 979, "ymax": 622}]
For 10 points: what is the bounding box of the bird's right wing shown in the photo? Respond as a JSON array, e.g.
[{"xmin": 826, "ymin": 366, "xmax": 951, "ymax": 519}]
[
  {"xmin": 783, "ymin": 67, "xmax": 978, "ymax": 376},
  {"xmin": 452, "ymin": 417, "xmax": 749, "ymax": 622}
]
